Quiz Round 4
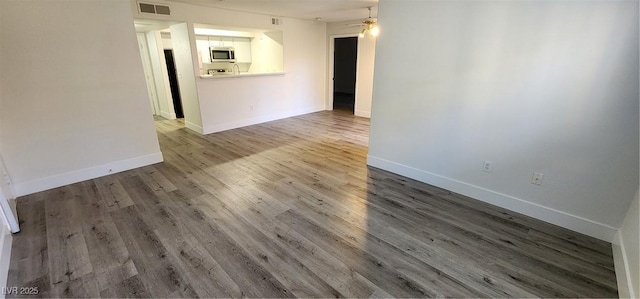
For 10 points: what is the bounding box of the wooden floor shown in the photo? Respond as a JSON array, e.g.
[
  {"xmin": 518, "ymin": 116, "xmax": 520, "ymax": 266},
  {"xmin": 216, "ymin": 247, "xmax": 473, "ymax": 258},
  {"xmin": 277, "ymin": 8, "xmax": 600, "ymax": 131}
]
[{"xmin": 8, "ymin": 110, "xmax": 618, "ymax": 298}]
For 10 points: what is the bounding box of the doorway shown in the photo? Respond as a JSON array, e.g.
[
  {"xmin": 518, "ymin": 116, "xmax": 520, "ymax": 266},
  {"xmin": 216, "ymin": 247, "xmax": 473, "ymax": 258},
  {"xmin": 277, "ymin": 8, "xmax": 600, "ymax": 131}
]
[
  {"xmin": 164, "ymin": 49, "xmax": 184, "ymax": 118},
  {"xmin": 333, "ymin": 37, "xmax": 358, "ymax": 113}
]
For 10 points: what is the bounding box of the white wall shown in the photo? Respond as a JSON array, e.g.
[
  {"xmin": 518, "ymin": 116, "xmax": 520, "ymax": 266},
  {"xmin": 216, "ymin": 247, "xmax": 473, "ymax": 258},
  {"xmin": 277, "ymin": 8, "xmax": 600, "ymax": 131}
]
[
  {"xmin": 249, "ymin": 31, "xmax": 284, "ymax": 74},
  {"xmin": 199, "ymin": 21, "xmax": 324, "ymax": 133},
  {"xmin": 0, "ymin": 1, "xmax": 13, "ymax": 282},
  {"xmin": 131, "ymin": 1, "xmax": 327, "ymax": 134},
  {"xmin": 614, "ymin": 189, "xmax": 639, "ymax": 298},
  {"xmin": 327, "ymin": 21, "xmax": 377, "ymax": 118},
  {"xmin": 0, "ymin": 0, "xmax": 163, "ymax": 196},
  {"xmin": 354, "ymin": 36, "xmax": 376, "ymax": 118},
  {"xmin": 369, "ymin": 0, "xmax": 639, "ymax": 241},
  {"xmin": 0, "ymin": 0, "xmax": 11, "ymax": 288}
]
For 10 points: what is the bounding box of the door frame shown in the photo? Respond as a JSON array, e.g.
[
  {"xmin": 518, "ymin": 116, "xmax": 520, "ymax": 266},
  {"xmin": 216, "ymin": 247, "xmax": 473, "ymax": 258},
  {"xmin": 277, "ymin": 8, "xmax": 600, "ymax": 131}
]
[
  {"xmin": 328, "ymin": 34, "xmax": 359, "ymax": 111},
  {"xmin": 0, "ymin": 156, "xmax": 19, "ymax": 233},
  {"xmin": 136, "ymin": 33, "xmax": 161, "ymax": 116}
]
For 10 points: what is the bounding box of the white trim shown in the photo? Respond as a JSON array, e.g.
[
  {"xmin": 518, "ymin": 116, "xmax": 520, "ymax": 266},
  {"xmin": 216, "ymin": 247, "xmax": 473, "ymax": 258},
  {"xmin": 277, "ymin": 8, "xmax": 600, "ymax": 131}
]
[
  {"xmin": 0, "ymin": 157, "xmax": 19, "ymax": 233},
  {"xmin": 613, "ymin": 231, "xmax": 635, "ymax": 298},
  {"xmin": 160, "ymin": 110, "xmax": 177, "ymax": 120},
  {"xmin": 0, "ymin": 191, "xmax": 18, "ymax": 234},
  {"xmin": 203, "ymin": 106, "xmax": 324, "ymax": 134},
  {"xmin": 137, "ymin": 33, "xmax": 162, "ymax": 117},
  {"xmin": 0, "ymin": 227, "xmax": 12, "ymax": 295},
  {"xmin": 185, "ymin": 121, "xmax": 204, "ymax": 134},
  {"xmin": 367, "ymin": 155, "xmax": 618, "ymax": 242},
  {"xmin": 328, "ymin": 34, "xmax": 359, "ymax": 111},
  {"xmin": 355, "ymin": 109, "xmax": 371, "ymax": 118},
  {"xmin": 13, "ymin": 152, "xmax": 164, "ymax": 197}
]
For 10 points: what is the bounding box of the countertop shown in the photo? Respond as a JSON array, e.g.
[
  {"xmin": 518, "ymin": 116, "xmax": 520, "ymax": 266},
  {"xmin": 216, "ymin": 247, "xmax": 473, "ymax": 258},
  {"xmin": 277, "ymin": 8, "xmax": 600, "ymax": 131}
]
[{"xmin": 199, "ymin": 72, "xmax": 285, "ymax": 79}]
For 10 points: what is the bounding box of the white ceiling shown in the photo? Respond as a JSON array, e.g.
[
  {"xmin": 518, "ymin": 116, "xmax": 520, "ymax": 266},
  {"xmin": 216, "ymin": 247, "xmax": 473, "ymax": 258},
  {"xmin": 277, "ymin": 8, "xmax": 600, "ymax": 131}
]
[{"xmin": 167, "ymin": 0, "xmax": 378, "ymax": 22}]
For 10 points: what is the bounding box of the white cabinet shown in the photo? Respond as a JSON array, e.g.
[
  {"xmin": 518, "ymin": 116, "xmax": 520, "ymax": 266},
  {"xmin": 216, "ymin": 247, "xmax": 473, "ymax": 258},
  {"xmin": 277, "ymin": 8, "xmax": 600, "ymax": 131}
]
[
  {"xmin": 209, "ymin": 37, "xmax": 234, "ymax": 48},
  {"xmin": 195, "ymin": 37, "xmax": 211, "ymax": 64},
  {"xmin": 233, "ymin": 37, "xmax": 252, "ymax": 63},
  {"xmin": 195, "ymin": 35, "xmax": 253, "ymax": 64}
]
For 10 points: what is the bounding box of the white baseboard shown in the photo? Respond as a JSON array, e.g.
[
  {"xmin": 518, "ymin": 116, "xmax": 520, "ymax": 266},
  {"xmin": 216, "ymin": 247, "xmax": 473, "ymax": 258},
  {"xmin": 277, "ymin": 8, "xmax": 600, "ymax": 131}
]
[
  {"xmin": 203, "ymin": 106, "xmax": 325, "ymax": 134},
  {"xmin": 355, "ymin": 110, "xmax": 371, "ymax": 118},
  {"xmin": 160, "ymin": 111, "xmax": 177, "ymax": 120},
  {"xmin": 185, "ymin": 121, "xmax": 204, "ymax": 134},
  {"xmin": 613, "ymin": 231, "xmax": 635, "ymax": 298},
  {"xmin": 367, "ymin": 155, "xmax": 618, "ymax": 242},
  {"xmin": 13, "ymin": 152, "xmax": 164, "ymax": 197}
]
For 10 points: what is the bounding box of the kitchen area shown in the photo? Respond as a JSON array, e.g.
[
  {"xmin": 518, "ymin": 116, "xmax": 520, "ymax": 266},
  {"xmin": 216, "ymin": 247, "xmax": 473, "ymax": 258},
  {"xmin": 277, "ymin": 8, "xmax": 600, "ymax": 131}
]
[
  {"xmin": 132, "ymin": 1, "xmax": 326, "ymax": 137},
  {"xmin": 136, "ymin": 20, "xmax": 288, "ymax": 134},
  {"xmin": 194, "ymin": 24, "xmax": 284, "ymax": 78}
]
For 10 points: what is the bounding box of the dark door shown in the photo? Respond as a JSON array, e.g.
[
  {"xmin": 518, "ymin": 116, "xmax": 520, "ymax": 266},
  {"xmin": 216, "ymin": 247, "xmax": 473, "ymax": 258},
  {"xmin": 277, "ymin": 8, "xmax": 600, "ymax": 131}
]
[
  {"xmin": 333, "ymin": 37, "xmax": 358, "ymax": 113},
  {"xmin": 164, "ymin": 49, "xmax": 184, "ymax": 118}
]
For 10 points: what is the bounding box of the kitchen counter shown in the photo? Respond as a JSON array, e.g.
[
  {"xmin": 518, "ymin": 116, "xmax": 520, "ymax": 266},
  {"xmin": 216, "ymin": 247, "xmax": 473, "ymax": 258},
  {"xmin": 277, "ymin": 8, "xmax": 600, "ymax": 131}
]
[{"xmin": 199, "ymin": 72, "xmax": 285, "ymax": 79}]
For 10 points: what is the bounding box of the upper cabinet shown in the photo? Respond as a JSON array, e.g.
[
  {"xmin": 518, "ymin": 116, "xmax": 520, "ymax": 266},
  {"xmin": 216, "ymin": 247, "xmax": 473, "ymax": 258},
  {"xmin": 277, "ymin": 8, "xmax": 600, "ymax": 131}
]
[
  {"xmin": 209, "ymin": 36, "xmax": 234, "ymax": 48},
  {"xmin": 233, "ymin": 37, "xmax": 252, "ymax": 63},
  {"xmin": 195, "ymin": 36, "xmax": 210, "ymax": 64},
  {"xmin": 195, "ymin": 35, "xmax": 252, "ymax": 64},
  {"xmin": 193, "ymin": 26, "xmax": 283, "ymax": 75}
]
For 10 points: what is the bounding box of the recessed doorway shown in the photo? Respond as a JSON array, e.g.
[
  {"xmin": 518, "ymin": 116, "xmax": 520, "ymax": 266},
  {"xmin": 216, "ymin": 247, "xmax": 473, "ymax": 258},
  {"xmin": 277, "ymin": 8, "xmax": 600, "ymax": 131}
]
[
  {"xmin": 332, "ymin": 37, "xmax": 358, "ymax": 113},
  {"xmin": 163, "ymin": 49, "xmax": 184, "ymax": 119}
]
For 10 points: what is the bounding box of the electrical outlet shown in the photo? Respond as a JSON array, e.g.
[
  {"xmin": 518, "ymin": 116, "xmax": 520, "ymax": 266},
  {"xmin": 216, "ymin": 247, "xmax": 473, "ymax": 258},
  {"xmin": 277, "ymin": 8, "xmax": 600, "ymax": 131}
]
[
  {"xmin": 531, "ymin": 172, "xmax": 544, "ymax": 185},
  {"xmin": 482, "ymin": 161, "xmax": 492, "ymax": 173}
]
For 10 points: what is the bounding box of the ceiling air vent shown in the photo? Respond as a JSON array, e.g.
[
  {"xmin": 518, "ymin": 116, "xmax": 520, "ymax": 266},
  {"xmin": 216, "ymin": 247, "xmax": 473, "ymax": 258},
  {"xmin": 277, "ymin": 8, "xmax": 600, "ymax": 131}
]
[
  {"xmin": 155, "ymin": 5, "xmax": 170, "ymax": 15},
  {"xmin": 138, "ymin": 2, "xmax": 171, "ymax": 15},
  {"xmin": 139, "ymin": 3, "xmax": 155, "ymax": 13},
  {"xmin": 271, "ymin": 17, "xmax": 282, "ymax": 25}
]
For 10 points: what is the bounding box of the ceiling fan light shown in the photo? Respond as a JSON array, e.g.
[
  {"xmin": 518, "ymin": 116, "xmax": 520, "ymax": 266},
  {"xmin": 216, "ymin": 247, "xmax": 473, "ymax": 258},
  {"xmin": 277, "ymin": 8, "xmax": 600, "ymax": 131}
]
[
  {"xmin": 370, "ymin": 26, "xmax": 379, "ymax": 37},
  {"xmin": 359, "ymin": 29, "xmax": 366, "ymax": 38}
]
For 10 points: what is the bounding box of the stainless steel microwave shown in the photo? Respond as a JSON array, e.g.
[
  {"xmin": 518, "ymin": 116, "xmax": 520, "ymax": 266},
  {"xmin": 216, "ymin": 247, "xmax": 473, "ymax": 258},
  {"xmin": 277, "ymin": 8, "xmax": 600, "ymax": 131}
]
[{"xmin": 210, "ymin": 47, "xmax": 235, "ymax": 62}]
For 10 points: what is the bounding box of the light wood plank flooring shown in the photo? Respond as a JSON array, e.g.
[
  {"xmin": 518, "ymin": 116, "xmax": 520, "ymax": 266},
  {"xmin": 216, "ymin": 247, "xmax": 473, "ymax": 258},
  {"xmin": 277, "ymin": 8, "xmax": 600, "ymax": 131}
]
[{"xmin": 7, "ymin": 110, "xmax": 617, "ymax": 298}]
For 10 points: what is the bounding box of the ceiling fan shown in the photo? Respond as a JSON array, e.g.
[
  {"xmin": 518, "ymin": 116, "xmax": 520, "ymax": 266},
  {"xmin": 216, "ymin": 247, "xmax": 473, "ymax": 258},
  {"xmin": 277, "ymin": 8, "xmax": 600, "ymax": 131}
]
[{"xmin": 347, "ymin": 7, "xmax": 379, "ymax": 38}]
